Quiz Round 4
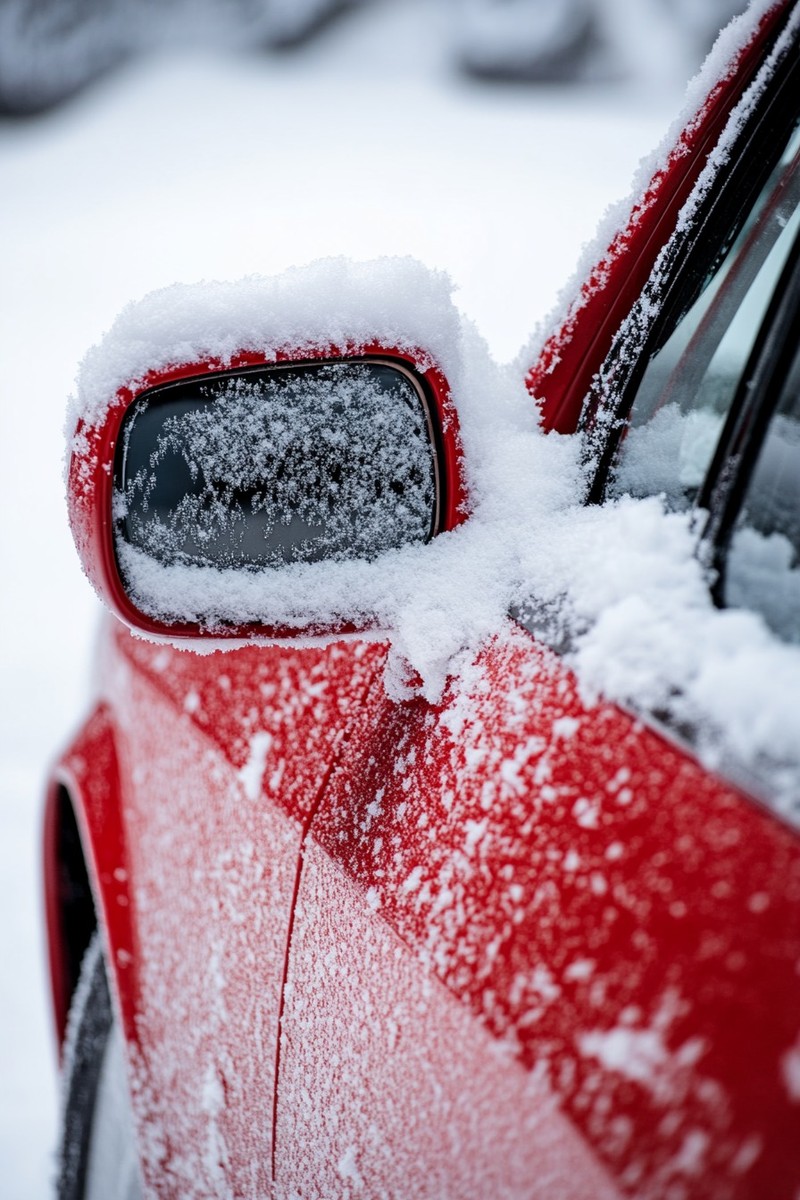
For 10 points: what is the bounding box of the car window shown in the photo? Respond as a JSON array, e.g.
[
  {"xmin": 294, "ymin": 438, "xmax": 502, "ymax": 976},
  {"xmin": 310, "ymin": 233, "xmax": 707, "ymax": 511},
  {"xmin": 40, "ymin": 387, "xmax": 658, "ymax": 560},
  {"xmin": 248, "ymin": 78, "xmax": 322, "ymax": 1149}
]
[
  {"xmin": 723, "ymin": 337, "xmax": 800, "ymax": 644},
  {"xmin": 609, "ymin": 122, "xmax": 800, "ymax": 510}
]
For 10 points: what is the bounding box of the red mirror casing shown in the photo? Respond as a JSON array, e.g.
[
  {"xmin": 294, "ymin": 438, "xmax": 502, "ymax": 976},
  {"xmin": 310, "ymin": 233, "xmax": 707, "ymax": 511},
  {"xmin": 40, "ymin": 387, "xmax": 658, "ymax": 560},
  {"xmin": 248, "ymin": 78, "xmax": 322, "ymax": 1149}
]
[{"xmin": 67, "ymin": 343, "xmax": 466, "ymax": 640}]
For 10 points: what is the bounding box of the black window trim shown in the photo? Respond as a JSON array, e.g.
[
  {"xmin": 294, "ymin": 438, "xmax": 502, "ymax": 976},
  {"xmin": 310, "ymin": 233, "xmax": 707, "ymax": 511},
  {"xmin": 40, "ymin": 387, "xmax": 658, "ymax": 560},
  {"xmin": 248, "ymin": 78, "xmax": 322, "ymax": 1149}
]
[
  {"xmin": 583, "ymin": 9, "xmax": 800, "ymax": 508},
  {"xmin": 704, "ymin": 221, "xmax": 800, "ymax": 604}
]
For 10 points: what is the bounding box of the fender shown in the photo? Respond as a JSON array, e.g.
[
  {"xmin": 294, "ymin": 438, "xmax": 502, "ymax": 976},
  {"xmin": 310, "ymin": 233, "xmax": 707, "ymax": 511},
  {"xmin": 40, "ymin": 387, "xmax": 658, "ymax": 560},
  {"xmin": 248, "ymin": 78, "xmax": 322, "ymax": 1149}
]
[{"xmin": 44, "ymin": 702, "xmax": 138, "ymax": 1055}]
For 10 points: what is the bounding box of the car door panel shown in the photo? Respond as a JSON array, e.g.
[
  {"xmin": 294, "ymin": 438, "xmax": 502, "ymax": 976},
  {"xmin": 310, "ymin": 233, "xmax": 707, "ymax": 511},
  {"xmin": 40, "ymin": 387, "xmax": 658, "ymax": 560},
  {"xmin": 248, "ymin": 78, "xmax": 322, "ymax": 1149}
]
[
  {"xmin": 93, "ymin": 618, "xmax": 384, "ymax": 1197},
  {"xmin": 280, "ymin": 621, "xmax": 800, "ymax": 1198},
  {"xmin": 275, "ymin": 837, "xmax": 622, "ymax": 1200},
  {"xmin": 110, "ymin": 620, "xmax": 385, "ymax": 830}
]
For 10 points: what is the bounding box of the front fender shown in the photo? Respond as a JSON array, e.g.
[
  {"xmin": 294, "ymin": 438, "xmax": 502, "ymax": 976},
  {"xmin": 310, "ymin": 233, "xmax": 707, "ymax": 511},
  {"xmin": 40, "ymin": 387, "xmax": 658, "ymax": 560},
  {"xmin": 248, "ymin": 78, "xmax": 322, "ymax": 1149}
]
[{"xmin": 44, "ymin": 702, "xmax": 137, "ymax": 1055}]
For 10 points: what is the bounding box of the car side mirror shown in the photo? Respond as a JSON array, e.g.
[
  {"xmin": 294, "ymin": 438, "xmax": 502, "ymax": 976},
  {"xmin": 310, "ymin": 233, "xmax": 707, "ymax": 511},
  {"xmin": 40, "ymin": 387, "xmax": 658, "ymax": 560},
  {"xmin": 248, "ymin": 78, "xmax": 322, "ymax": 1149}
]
[{"xmin": 68, "ymin": 323, "xmax": 466, "ymax": 640}]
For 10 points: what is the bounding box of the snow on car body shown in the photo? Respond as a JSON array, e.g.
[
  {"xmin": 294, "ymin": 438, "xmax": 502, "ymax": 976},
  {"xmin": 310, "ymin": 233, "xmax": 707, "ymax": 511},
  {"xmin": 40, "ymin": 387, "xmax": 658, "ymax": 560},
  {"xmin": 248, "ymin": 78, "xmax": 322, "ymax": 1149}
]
[{"xmin": 48, "ymin": 2, "xmax": 800, "ymax": 1196}]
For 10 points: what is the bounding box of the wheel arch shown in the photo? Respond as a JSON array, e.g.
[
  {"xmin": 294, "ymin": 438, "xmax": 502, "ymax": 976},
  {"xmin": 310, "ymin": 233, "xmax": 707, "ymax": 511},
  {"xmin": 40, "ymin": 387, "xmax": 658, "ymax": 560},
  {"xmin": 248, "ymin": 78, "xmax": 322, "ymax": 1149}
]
[{"xmin": 44, "ymin": 703, "xmax": 137, "ymax": 1056}]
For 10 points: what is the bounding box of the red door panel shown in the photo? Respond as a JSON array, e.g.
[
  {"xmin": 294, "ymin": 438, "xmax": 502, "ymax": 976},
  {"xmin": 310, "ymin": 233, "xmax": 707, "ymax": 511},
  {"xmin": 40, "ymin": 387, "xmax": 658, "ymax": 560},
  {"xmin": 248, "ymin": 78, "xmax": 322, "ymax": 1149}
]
[
  {"xmin": 109, "ymin": 620, "xmax": 385, "ymax": 828},
  {"xmin": 275, "ymin": 839, "xmax": 622, "ymax": 1200},
  {"xmin": 281, "ymin": 621, "xmax": 800, "ymax": 1198},
  {"xmin": 93, "ymin": 619, "xmax": 384, "ymax": 1197}
]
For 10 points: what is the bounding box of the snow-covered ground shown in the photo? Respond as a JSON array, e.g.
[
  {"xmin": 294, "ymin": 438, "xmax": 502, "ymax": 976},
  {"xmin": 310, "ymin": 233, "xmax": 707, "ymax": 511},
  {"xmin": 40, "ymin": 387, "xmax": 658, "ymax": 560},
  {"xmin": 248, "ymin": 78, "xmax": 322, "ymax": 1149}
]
[{"xmin": 0, "ymin": 1, "xmax": 689, "ymax": 1193}]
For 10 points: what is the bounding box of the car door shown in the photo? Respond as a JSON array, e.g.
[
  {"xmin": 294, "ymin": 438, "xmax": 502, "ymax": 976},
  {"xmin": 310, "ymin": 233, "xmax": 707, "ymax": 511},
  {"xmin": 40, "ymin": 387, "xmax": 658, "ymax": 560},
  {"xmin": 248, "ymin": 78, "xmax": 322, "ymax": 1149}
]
[
  {"xmin": 274, "ymin": 629, "xmax": 800, "ymax": 1199},
  {"xmin": 272, "ymin": 7, "xmax": 800, "ymax": 1198},
  {"xmin": 95, "ymin": 620, "xmax": 384, "ymax": 1198}
]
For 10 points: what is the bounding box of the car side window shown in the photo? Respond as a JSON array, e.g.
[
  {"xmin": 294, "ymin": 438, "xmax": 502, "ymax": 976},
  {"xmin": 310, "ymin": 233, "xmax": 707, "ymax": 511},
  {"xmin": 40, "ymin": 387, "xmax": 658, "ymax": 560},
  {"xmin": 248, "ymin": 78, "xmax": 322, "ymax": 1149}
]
[
  {"xmin": 723, "ymin": 341, "xmax": 800, "ymax": 644},
  {"xmin": 609, "ymin": 123, "xmax": 800, "ymax": 510}
]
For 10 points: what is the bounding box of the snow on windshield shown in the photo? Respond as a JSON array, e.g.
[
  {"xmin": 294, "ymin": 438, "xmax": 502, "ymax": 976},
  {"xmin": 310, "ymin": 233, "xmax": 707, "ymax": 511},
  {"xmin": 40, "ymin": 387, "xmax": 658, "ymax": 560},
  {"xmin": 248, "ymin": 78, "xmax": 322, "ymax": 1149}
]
[
  {"xmin": 725, "ymin": 405, "xmax": 800, "ymax": 645},
  {"xmin": 612, "ymin": 405, "xmax": 726, "ymax": 506},
  {"xmin": 727, "ymin": 525, "xmax": 800, "ymax": 644}
]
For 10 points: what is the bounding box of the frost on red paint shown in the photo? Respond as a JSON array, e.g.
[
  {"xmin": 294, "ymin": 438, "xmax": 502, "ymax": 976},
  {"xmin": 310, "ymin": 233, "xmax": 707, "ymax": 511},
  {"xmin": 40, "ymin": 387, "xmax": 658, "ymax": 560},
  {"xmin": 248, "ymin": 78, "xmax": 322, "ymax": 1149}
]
[
  {"xmin": 46, "ymin": 4, "xmax": 800, "ymax": 1196},
  {"xmin": 88, "ymin": 619, "xmax": 386, "ymax": 1197},
  {"xmin": 305, "ymin": 624, "xmax": 800, "ymax": 1198}
]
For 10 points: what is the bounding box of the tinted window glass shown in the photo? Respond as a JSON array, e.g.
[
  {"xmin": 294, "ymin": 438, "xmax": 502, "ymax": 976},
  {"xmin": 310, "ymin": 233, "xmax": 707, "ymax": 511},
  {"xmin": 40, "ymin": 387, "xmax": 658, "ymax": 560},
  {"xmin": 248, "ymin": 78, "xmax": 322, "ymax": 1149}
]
[
  {"xmin": 724, "ymin": 342, "xmax": 800, "ymax": 643},
  {"xmin": 115, "ymin": 361, "xmax": 439, "ymax": 572},
  {"xmin": 610, "ymin": 123, "xmax": 800, "ymax": 509}
]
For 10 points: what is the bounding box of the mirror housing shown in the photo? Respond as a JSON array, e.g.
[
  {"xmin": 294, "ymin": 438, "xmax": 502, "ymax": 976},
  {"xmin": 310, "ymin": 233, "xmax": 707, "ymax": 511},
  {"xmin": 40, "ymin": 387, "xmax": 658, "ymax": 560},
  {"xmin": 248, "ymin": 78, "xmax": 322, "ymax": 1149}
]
[{"xmin": 68, "ymin": 342, "xmax": 466, "ymax": 640}]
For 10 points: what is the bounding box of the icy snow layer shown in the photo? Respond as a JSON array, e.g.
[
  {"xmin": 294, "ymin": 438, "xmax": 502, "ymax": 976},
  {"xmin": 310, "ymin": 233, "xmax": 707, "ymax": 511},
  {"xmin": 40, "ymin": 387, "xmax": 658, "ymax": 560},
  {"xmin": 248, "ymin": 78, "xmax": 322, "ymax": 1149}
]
[
  {"xmin": 516, "ymin": 497, "xmax": 800, "ymax": 815},
  {"xmin": 276, "ymin": 838, "xmax": 623, "ymax": 1199},
  {"xmin": 71, "ymin": 252, "xmax": 800, "ymax": 819}
]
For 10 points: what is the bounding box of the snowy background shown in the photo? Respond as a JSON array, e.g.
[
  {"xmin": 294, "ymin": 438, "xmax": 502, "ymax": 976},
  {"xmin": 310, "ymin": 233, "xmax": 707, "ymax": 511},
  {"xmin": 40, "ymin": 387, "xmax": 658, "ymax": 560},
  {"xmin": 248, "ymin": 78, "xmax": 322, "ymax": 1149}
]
[{"xmin": 0, "ymin": 0, "xmax": 709, "ymax": 1193}]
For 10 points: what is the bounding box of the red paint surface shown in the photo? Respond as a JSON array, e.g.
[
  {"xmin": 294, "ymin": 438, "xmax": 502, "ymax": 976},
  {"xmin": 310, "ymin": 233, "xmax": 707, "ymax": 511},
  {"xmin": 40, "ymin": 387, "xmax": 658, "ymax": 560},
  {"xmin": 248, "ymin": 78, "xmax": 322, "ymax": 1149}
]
[
  {"xmin": 276, "ymin": 836, "xmax": 625, "ymax": 1200},
  {"xmin": 45, "ymin": 704, "xmax": 137, "ymax": 1050},
  {"xmin": 92, "ymin": 618, "xmax": 383, "ymax": 1195},
  {"xmin": 300, "ymin": 626, "xmax": 800, "ymax": 1197},
  {"xmin": 51, "ymin": 619, "xmax": 800, "ymax": 1196}
]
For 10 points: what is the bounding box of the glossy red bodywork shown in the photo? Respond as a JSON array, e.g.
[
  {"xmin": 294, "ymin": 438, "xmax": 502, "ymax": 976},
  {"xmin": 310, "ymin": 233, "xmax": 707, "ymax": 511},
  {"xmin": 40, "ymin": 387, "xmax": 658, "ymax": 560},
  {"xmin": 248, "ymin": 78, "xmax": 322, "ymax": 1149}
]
[
  {"xmin": 292, "ymin": 630, "xmax": 800, "ymax": 1196},
  {"xmin": 44, "ymin": 705, "xmax": 137, "ymax": 1048},
  {"xmin": 50, "ymin": 619, "xmax": 800, "ymax": 1198},
  {"xmin": 68, "ymin": 344, "xmax": 466, "ymax": 640},
  {"xmin": 47, "ymin": 4, "xmax": 800, "ymax": 1197}
]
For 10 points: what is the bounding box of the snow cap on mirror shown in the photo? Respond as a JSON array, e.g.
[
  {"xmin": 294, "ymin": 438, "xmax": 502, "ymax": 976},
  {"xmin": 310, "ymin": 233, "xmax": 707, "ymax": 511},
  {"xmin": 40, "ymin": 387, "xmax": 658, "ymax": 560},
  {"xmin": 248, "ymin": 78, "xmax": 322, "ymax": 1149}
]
[{"xmin": 70, "ymin": 256, "xmax": 466, "ymax": 434}]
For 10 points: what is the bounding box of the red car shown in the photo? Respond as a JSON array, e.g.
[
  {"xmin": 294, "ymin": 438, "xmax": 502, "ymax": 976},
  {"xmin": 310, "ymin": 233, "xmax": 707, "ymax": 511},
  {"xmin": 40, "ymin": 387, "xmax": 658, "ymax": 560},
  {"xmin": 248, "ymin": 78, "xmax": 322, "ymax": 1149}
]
[{"xmin": 49, "ymin": 2, "xmax": 800, "ymax": 1197}]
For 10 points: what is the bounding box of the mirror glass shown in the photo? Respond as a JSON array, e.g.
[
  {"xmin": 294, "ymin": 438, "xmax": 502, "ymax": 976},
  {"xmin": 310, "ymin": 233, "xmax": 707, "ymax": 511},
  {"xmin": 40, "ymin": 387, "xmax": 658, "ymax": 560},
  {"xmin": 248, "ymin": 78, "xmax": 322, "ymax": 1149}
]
[{"xmin": 114, "ymin": 360, "xmax": 439, "ymax": 581}]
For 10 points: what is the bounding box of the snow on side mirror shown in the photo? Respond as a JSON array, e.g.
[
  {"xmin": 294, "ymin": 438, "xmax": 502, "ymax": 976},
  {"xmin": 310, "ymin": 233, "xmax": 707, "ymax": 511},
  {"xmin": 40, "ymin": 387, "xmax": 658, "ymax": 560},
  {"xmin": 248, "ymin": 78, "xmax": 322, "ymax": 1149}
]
[{"xmin": 66, "ymin": 261, "xmax": 468, "ymax": 640}]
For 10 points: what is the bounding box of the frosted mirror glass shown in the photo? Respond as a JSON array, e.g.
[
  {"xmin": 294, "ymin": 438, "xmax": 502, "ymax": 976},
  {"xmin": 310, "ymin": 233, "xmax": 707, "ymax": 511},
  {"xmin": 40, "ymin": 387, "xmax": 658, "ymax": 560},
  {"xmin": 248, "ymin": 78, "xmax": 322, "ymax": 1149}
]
[{"xmin": 114, "ymin": 360, "xmax": 439, "ymax": 577}]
